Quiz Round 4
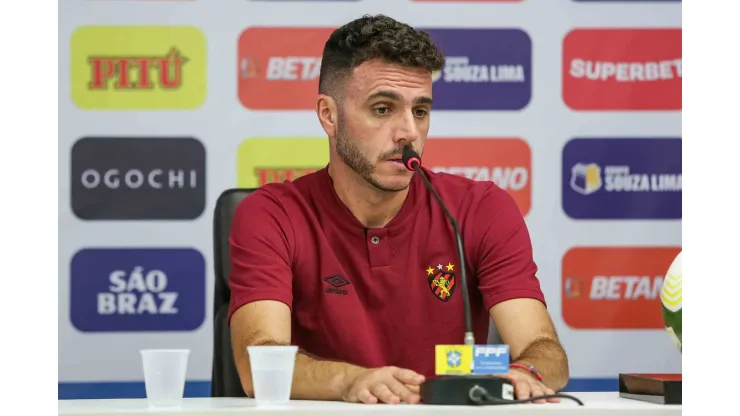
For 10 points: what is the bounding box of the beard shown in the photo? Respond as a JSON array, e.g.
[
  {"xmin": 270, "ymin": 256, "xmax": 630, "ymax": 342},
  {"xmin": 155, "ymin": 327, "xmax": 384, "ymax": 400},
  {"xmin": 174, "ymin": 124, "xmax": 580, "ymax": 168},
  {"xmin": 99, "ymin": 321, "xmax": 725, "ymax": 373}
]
[{"xmin": 335, "ymin": 112, "xmax": 411, "ymax": 193}]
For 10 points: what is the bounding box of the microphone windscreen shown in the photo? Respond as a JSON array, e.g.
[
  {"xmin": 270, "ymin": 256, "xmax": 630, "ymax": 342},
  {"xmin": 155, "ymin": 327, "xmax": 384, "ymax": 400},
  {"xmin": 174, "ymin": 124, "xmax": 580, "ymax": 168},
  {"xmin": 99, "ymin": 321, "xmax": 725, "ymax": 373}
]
[{"xmin": 402, "ymin": 146, "xmax": 421, "ymax": 171}]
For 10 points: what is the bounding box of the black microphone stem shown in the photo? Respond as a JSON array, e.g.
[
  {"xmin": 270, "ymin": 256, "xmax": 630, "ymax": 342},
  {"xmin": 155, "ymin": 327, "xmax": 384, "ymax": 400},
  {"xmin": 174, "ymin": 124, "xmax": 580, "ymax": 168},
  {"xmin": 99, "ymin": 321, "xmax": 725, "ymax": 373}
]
[{"xmin": 413, "ymin": 167, "xmax": 475, "ymax": 346}]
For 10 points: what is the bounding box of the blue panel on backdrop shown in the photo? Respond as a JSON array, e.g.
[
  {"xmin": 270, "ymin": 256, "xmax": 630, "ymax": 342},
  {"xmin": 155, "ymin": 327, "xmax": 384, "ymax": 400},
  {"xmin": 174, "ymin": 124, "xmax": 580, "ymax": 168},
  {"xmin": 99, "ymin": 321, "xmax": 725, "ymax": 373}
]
[
  {"xmin": 562, "ymin": 138, "xmax": 682, "ymax": 220},
  {"xmin": 70, "ymin": 248, "xmax": 207, "ymax": 332}
]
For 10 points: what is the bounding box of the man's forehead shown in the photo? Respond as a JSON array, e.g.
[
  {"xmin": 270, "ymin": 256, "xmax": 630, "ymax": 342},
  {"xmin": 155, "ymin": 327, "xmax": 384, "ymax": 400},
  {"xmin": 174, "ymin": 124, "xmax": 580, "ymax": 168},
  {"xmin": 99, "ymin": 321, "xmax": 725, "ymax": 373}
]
[{"xmin": 347, "ymin": 61, "xmax": 433, "ymax": 101}]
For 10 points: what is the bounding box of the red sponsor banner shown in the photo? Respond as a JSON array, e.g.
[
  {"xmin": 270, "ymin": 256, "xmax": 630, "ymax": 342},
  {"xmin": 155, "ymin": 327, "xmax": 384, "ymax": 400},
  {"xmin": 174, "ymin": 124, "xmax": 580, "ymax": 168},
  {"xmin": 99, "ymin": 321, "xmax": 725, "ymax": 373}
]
[
  {"xmin": 422, "ymin": 138, "xmax": 531, "ymax": 216},
  {"xmin": 562, "ymin": 246, "xmax": 682, "ymax": 329},
  {"xmin": 563, "ymin": 29, "xmax": 681, "ymax": 110},
  {"xmin": 238, "ymin": 27, "xmax": 334, "ymax": 110}
]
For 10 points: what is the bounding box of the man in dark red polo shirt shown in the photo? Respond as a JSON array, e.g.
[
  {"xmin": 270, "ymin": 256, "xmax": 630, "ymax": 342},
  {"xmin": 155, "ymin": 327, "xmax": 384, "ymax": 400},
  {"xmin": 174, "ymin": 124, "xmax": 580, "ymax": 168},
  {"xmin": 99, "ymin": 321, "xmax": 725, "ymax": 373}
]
[{"xmin": 228, "ymin": 14, "xmax": 569, "ymax": 405}]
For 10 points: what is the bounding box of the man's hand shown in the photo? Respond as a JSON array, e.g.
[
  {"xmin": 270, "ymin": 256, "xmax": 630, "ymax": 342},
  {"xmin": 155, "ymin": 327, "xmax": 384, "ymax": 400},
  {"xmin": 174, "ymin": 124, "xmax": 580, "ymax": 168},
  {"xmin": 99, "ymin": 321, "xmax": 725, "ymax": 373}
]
[
  {"xmin": 503, "ymin": 368, "xmax": 560, "ymax": 404},
  {"xmin": 342, "ymin": 366, "xmax": 426, "ymax": 404}
]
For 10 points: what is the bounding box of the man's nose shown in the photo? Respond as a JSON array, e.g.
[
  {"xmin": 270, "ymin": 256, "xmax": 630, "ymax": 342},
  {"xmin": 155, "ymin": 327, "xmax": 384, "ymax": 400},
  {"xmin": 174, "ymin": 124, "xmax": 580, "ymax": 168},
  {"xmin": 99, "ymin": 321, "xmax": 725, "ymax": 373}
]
[{"xmin": 393, "ymin": 112, "xmax": 420, "ymax": 144}]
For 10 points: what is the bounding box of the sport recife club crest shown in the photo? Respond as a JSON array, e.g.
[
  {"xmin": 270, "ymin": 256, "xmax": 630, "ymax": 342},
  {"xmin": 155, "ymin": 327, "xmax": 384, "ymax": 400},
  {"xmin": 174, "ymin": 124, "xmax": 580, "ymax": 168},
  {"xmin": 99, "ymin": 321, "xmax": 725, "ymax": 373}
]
[{"xmin": 427, "ymin": 263, "xmax": 456, "ymax": 302}]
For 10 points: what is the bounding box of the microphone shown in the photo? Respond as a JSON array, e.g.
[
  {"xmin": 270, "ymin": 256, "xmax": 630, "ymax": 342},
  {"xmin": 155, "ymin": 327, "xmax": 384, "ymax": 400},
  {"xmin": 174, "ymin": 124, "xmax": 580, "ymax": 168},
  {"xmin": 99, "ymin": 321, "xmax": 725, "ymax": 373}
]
[
  {"xmin": 402, "ymin": 146, "xmax": 475, "ymax": 346},
  {"xmin": 401, "ymin": 146, "xmax": 514, "ymax": 405}
]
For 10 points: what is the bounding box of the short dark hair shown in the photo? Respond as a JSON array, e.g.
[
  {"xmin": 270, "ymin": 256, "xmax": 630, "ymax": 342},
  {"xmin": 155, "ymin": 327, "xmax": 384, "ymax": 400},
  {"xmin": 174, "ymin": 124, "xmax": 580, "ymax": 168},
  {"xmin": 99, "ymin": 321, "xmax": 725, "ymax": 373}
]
[{"xmin": 318, "ymin": 14, "xmax": 446, "ymax": 97}]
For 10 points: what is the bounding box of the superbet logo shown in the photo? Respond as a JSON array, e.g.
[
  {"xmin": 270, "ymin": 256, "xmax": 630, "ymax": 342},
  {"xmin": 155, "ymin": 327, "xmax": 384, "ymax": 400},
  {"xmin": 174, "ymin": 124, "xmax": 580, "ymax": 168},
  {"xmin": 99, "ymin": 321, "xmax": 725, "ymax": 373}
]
[
  {"xmin": 254, "ymin": 168, "xmax": 317, "ymax": 186},
  {"xmin": 88, "ymin": 48, "xmax": 187, "ymax": 90}
]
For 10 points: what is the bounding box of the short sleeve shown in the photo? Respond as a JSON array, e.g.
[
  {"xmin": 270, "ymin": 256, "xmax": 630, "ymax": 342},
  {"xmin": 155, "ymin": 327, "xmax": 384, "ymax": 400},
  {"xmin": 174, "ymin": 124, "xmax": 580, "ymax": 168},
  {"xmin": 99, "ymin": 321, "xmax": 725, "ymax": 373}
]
[
  {"xmin": 471, "ymin": 186, "xmax": 546, "ymax": 312},
  {"xmin": 227, "ymin": 188, "xmax": 295, "ymax": 324}
]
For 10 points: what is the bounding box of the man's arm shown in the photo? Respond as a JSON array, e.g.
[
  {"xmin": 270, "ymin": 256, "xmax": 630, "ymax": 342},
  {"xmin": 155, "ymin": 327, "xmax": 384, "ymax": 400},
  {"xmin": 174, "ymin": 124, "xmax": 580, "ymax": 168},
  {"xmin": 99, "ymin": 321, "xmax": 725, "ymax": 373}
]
[
  {"xmin": 489, "ymin": 299, "xmax": 569, "ymax": 391},
  {"xmin": 470, "ymin": 185, "xmax": 570, "ymax": 392},
  {"xmin": 228, "ymin": 188, "xmax": 424, "ymax": 404},
  {"xmin": 230, "ymin": 300, "xmax": 366, "ymax": 400}
]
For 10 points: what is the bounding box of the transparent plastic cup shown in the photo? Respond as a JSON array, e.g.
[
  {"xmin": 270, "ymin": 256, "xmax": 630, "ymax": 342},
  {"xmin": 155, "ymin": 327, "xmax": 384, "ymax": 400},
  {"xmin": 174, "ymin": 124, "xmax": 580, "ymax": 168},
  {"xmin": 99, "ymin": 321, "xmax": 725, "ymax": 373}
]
[
  {"xmin": 247, "ymin": 345, "xmax": 298, "ymax": 406},
  {"xmin": 140, "ymin": 349, "xmax": 190, "ymax": 408}
]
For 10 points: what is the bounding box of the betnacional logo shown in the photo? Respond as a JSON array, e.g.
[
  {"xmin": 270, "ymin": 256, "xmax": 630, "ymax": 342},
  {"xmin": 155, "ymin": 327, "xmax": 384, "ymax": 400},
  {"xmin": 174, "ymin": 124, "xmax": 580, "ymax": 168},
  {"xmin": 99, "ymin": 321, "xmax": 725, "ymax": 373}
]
[
  {"xmin": 422, "ymin": 138, "xmax": 532, "ymax": 216},
  {"xmin": 562, "ymin": 246, "xmax": 682, "ymax": 330},
  {"xmin": 71, "ymin": 137, "xmax": 207, "ymax": 220},
  {"xmin": 238, "ymin": 27, "xmax": 334, "ymax": 110},
  {"xmin": 422, "ymin": 29, "xmax": 532, "ymax": 110},
  {"xmin": 561, "ymin": 138, "xmax": 681, "ymax": 219},
  {"xmin": 563, "ymin": 28, "xmax": 681, "ymax": 110},
  {"xmin": 236, "ymin": 138, "xmax": 329, "ymax": 187},
  {"xmin": 70, "ymin": 248, "xmax": 206, "ymax": 332},
  {"xmin": 70, "ymin": 26, "xmax": 206, "ymax": 109}
]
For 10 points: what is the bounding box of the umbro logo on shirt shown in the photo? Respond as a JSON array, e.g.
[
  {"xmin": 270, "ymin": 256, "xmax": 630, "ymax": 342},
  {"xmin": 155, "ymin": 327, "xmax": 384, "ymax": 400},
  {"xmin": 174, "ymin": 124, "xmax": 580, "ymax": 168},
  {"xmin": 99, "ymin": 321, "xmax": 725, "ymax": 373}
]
[{"xmin": 323, "ymin": 275, "xmax": 351, "ymax": 296}]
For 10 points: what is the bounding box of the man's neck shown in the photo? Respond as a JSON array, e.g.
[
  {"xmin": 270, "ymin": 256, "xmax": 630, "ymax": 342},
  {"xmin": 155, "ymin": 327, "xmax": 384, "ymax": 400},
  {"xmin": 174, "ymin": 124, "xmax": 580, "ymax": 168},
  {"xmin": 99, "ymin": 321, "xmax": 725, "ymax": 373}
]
[{"xmin": 327, "ymin": 162, "xmax": 409, "ymax": 229}]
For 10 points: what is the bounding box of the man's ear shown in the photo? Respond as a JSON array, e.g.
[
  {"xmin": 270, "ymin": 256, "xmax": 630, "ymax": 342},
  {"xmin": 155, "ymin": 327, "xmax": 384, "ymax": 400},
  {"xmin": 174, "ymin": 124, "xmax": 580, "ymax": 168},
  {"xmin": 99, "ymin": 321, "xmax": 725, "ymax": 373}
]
[{"xmin": 316, "ymin": 94, "xmax": 338, "ymax": 139}]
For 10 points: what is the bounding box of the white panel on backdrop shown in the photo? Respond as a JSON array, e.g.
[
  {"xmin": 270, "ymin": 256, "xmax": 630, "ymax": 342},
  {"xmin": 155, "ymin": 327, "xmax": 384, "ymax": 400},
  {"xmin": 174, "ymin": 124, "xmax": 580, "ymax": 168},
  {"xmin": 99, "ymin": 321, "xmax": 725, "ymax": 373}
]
[{"xmin": 59, "ymin": 0, "xmax": 682, "ymax": 388}]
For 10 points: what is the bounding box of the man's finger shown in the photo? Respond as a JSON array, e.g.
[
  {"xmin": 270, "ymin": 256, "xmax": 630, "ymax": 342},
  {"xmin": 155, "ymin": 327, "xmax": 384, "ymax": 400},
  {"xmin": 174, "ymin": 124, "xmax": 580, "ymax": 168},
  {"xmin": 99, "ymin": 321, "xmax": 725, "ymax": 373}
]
[
  {"xmin": 514, "ymin": 379, "xmax": 531, "ymax": 400},
  {"xmin": 356, "ymin": 388, "xmax": 378, "ymax": 404},
  {"xmin": 386, "ymin": 377, "xmax": 420, "ymax": 404},
  {"xmin": 406, "ymin": 384, "xmax": 420, "ymax": 394},
  {"xmin": 371, "ymin": 384, "xmax": 400, "ymax": 404},
  {"xmin": 544, "ymin": 387, "xmax": 560, "ymax": 403},
  {"xmin": 393, "ymin": 368, "xmax": 425, "ymax": 385},
  {"xmin": 529, "ymin": 383, "xmax": 547, "ymax": 404}
]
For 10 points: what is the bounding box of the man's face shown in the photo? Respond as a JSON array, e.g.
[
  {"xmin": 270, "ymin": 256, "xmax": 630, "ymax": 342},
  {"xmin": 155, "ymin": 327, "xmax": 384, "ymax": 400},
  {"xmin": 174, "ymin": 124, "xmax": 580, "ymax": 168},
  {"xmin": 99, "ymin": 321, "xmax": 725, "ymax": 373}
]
[{"xmin": 334, "ymin": 60, "xmax": 433, "ymax": 192}]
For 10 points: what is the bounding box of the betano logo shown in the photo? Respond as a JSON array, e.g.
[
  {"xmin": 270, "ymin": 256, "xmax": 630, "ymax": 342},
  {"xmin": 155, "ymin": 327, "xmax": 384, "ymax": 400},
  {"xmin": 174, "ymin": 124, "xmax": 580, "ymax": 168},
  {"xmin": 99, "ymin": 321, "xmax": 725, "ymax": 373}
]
[
  {"xmin": 563, "ymin": 28, "xmax": 681, "ymax": 110},
  {"xmin": 422, "ymin": 138, "xmax": 531, "ymax": 216},
  {"xmin": 561, "ymin": 246, "xmax": 682, "ymax": 330},
  {"xmin": 70, "ymin": 26, "xmax": 206, "ymax": 110},
  {"xmin": 238, "ymin": 27, "xmax": 335, "ymax": 110},
  {"xmin": 237, "ymin": 138, "xmax": 329, "ymax": 187}
]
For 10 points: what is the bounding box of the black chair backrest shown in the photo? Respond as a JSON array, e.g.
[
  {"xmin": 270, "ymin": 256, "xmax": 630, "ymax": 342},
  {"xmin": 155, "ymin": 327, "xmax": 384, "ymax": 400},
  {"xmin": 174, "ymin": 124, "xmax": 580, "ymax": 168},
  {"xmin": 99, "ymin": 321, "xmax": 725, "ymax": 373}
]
[{"xmin": 211, "ymin": 188, "xmax": 256, "ymax": 397}]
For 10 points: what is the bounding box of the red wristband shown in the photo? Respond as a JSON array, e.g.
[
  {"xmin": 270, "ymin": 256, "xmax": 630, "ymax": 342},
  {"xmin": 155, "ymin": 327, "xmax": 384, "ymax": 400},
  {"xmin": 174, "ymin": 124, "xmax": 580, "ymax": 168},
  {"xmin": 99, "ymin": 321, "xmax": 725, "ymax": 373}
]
[{"xmin": 509, "ymin": 363, "xmax": 543, "ymax": 382}]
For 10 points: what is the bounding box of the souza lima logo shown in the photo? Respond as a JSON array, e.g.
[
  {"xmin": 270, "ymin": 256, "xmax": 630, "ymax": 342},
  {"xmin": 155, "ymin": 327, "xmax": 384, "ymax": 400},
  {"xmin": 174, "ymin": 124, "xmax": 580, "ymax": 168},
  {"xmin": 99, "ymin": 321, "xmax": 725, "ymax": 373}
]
[
  {"xmin": 562, "ymin": 138, "xmax": 681, "ymax": 219},
  {"xmin": 69, "ymin": 248, "xmax": 206, "ymax": 332},
  {"xmin": 427, "ymin": 262, "xmax": 457, "ymax": 302}
]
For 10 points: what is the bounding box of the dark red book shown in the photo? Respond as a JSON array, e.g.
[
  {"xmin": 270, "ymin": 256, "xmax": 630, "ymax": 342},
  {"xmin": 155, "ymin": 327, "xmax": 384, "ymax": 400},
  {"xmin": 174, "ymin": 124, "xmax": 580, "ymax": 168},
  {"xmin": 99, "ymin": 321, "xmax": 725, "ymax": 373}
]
[{"xmin": 618, "ymin": 373, "xmax": 682, "ymax": 405}]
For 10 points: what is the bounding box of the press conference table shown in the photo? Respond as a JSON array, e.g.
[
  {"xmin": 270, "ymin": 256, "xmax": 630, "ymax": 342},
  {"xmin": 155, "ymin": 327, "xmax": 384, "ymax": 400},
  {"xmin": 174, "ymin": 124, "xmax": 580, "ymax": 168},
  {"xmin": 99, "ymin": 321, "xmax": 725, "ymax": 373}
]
[{"xmin": 59, "ymin": 393, "xmax": 681, "ymax": 416}]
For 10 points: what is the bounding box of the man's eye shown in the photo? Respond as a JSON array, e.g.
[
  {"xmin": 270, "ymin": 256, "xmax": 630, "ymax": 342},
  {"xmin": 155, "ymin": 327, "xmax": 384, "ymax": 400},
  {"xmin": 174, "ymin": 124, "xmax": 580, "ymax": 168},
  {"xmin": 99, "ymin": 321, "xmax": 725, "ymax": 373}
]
[
  {"xmin": 374, "ymin": 107, "xmax": 389, "ymax": 115},
  {"xmin": 414, "ymin": 109, "xmax": 428, "ymax": 117}
]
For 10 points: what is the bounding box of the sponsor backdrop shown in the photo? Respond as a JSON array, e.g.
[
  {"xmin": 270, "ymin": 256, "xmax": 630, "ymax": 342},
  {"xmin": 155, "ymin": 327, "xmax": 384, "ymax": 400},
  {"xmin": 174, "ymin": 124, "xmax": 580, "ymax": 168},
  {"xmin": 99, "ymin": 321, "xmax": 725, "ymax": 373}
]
[{"xmin": 59, "ymin": 0, "xmax": 682, "ymax": 400}]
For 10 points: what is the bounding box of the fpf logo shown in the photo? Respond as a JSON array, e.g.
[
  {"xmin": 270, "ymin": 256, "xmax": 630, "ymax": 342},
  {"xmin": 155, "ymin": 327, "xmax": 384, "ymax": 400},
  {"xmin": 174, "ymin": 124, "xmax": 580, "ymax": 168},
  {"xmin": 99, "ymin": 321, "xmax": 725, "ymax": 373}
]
[
  {"xmin": 237, "ymin": 138, "xmax": 329, "ymax": 187},
  {"xmin": 561, "ymin": 138, "xmax": 681, "ymax": 219},
  {"xmin": 563, "ymin": 28, "xmax": 681, "ymax": 110},
  {"xmin": 70, "ymin": 26, "xmax": 207, "ymax": 110},
  {"xmin": 423, "ymin": 138, "xmax": 532, "ymax": 216},
  {"xmin": 561, "ymin": 246, "xmax": 682, "ymax": 330},
  {"xmin": 238, "ymin": 27, "xmax": 334, "ymax": 110},
  {"xmin": 70, "ymin": 248, "xmax": 206, "ymax": 332},
  {"xmin": 423, "ymin": 29, "xmax": 532, "ymax": 110}
]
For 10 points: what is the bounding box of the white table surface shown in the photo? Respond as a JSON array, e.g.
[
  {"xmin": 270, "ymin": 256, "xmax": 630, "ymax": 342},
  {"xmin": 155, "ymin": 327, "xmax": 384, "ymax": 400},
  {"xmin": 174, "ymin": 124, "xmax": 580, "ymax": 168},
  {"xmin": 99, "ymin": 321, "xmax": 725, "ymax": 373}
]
[{"xmin": 59, "ymin": 393, "xmax": 681, "ymax": 416}]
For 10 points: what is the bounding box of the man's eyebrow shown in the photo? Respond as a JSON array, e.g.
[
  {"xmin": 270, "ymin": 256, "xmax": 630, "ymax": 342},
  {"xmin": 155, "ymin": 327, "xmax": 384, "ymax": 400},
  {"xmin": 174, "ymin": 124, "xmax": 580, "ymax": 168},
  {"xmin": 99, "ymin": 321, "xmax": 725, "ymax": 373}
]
[
  {"xmin": 366, "ymin": 91, "xmax": 434, "ymax": 105},
  {"xmin": 367, "ymin": 91, "xmax": 401, "ymax": 102}
]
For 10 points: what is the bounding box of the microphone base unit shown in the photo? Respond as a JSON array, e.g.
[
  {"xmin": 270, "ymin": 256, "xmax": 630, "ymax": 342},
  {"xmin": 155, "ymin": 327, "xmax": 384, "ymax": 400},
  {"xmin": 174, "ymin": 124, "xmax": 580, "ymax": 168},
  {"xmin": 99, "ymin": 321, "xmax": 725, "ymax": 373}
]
[{"xmin": 420, "ymin": 375, "xmax": 514, "ymax": 406}]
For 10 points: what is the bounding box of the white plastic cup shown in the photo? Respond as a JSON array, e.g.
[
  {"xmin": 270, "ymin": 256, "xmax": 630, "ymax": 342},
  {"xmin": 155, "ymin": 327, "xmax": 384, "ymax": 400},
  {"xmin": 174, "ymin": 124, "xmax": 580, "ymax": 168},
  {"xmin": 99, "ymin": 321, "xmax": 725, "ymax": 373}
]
[
  {"xmin": 247, "ymin": 345, "xmax": 298, "ymax": 405},
  {"xmin": 140, "ymin": 349, "xmax": 190, "ymax": 408}
]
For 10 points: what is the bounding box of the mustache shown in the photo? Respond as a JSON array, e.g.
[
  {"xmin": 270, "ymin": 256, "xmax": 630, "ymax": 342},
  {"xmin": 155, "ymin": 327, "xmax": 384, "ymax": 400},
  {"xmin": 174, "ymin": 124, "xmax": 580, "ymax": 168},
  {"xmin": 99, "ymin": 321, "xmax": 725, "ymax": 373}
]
[{"xmin": 380, "ymin": 144, "xmax": 417, "ymax": 160}]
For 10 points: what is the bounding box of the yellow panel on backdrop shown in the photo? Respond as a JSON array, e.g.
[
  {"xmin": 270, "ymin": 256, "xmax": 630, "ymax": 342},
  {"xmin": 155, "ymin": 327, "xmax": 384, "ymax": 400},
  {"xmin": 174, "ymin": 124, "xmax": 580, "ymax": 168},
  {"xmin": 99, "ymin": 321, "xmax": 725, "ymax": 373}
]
[
  {"xmin": 237, "ymin": 138, "xmax": 329, "ymax": 188},
  {"xmin": 70, "ymin": 26, "xmax": 207, "ymax": 110}
]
